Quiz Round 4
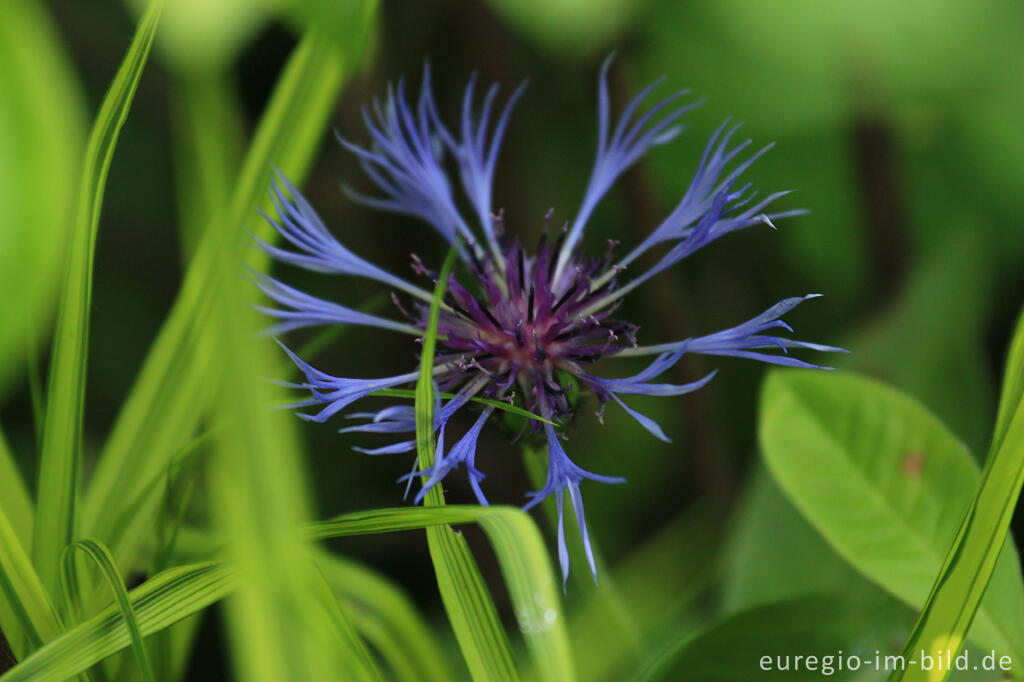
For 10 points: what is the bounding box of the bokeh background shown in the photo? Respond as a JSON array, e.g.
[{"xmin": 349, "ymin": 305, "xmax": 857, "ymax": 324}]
[{"xmin": 3, "ymin": 0, "xmax": 1023, "ymax": 678}]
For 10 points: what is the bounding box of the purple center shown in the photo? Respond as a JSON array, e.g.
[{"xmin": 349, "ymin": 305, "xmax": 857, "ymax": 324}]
[{"xmin": 407, "ymin": 227, "xmax": 637, "ymax": 423}]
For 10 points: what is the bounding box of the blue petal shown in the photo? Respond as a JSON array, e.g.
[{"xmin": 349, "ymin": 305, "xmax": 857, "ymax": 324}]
[
  {"xmin": 256, "ymin": 172, "xmax": 424, "ymax": 300},
  {"xmin": 586, "ymin": 351, "xmax": 717, "ymax": 397},
  {"xmin": 524, "ymin": 423, "xmax": 624, "ymax": 585},
  {"xmin": 606, "ymin": 393, "xmax": 671, "ymax": 442},
  {"xmin": 252, "ymin": 272, "xmax": 421, "ymax": 336},
  {"xmin": 354, "ymin": 441, "xmax": 416, "ymax": 455},
  {"xmin": 620, "ymin": 122, "xmax": 789, "ymax": 268},
  {"xmin": 566, "ymin": 482, "xmax": 598, "ymax": 584},
  {"xmin": 409, "ymin": 407, "xmax": 492, "ymax": 505},
  {"xmin": 276, "ymin": 341, "xmax": 419, "ymax": 422},
  {"xmin": 447, "ymin": 73, "xmax": 527, "ymax": 251},
  {"xmin": 336, "ymin": 65, "xmax": 475, "ymax": 249},
  {"xmin": 555, "ymin": 57, "xmax": 700, "ymax": 281},
  {"xmin": 640, "ymin": 295, "xmax": 847, "ymax": 369}
]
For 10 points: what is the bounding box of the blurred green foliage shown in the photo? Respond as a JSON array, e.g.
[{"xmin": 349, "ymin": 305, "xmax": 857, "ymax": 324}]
[{"xmin": 0, "ymin": 0, "xmax": 86, "ymax": 396}]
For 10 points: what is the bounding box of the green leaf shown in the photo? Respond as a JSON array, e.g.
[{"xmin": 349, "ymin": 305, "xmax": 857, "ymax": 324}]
[
  {"xmin": 721, "ymin": 465, "xmax": 863, "ymax": 613},
  {"xmin": 59, "ymin": 540, "xmax": 155, "ymax": 682},
  {"xmin": 635, "ymin": 592, "xmax": 913, "ymax": 681},
  {"xmin": 992, "ymin": 307, "xmax": 1024, "ymax": 456},
  {"xmin": 3, "ymin": 506, "xmax": 571, "ymax": 682},
  {"xmin": 208, "ymin": 230, "xmax": 381, "ymax": 681},
  {"xmin": 0, "ymin": 0, "xmax": 86, "ymax": 394},
  {"xmin": 315, "ymin": 552, "xmax": 449, "ymax": 682},
  {"xmin": 413, "ymin": 246, "xmax": 521, "ymax": 682},
  {"xmin": 81, "ymin": 2, "xmax": 374, "ymax": 574},
  {"xmin": 0, "ymin": 425, "xmax": 33, "ymax": 554},
  {"xmin": 312, "ymin": 508, "xmax": 574, "ymax": 681},
  {"xmin": 0, "ymin": 562, "xmax": 235, "ymax": 682},
  {"xmin": 170, "ymin": 69, "xmax": 243, "ymax": 261},
  {"xmin": 163, "ymin": 528, "xmax": 449, "ymax": 682},
  {"xmin": 307, "ymin": 565, "xmax": 384, "ymax": 682},
  {"xmin": 890, "ymin": 309, "xmax": 1024, "ymax": 682},
  {"xmin": 759, "ymin": 370, "xmax": 1024, "ymax": 663},
  {"xmin": 32, "ymin": 0, "xmax": 163, "ymax": 599},
  {"xmin": 0, "ymin": 499, "xmax": 62, "ymax": 661},
  {"xmin": 844, "ymin": 232, "xmax": 995, "ymax": 453}
]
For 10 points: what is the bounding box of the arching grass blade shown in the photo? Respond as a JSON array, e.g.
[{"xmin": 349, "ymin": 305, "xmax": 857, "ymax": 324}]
[{"xmin": 59, "ymin": 540, "xmax": 154, "ymax": 682}]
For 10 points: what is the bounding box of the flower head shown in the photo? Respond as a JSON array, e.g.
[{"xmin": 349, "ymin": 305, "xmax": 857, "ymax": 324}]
[{"xmin": 257, "ymin": 58, "xmax": 843, "ymax": 584}]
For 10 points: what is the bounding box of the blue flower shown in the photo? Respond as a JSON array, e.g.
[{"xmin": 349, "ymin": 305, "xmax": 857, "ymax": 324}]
[{"xmin": 256, "ymin": 58, "xmax": 843, "ymax": 585}]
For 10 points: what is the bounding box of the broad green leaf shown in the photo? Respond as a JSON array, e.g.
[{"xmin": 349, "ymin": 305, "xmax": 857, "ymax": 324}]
[
  {"xmin": 759, "ymin": 370, "xmax": 1024, "ymax": 663},
  {"xmin": 0, "ymin": 501, "xmax": 62, "ymax": 661},
  {"xmin": 844, "ymin": 232, "xmax": 994, "ymax": 454},
  {"xmin": 33, "ymin": 0, "xmax": 163, "ymax": 598},
  {"xmin": 413, "ymin": 246, "xmax": 521, "ymax": 682},
  {"xmin": 4, "ymin": 506, "xmax": 570, "ymax": 682},
  {"xmin": 635, "ymin": 592, "xmax": 913, "ymax": 682},
  {"xmin": 891, "ymin": 309, "xmax": 1024, "ymax": 682},
  {"xmin": 59, "ymin": 540, "xmax": 154, "ymax": 682},
  {"xmin": 0, "ymin": 426, "xmax": 32, "ymax": 553},
  {"xmin": 81, "ymin": 1, "xmax": 376, "ymax": 573},
  {"xmin": 0, "ymin": 0, "xmax": 85, "ymax": 395},
  {"xmin": 721, "ymin": 465, "xmax": 864, "ymax": 613}
]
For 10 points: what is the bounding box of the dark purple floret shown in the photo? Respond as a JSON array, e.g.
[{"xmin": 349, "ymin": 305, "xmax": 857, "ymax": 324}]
[
  {"xmin": 406, "ymin": 233, "xmax": 637, "ymax": 425},
  {"xmin": 255, "ymin": 57, "xmax": 844, "ymax": 585}
]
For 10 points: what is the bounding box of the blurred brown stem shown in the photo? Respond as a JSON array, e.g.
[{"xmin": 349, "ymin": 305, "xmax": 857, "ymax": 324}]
[{"xmin": 852, "ymin": 117, "xmax": 908, "ymax": 302}]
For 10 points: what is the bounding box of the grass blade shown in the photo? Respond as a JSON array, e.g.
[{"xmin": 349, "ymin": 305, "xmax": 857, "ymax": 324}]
[
  {"xmin": 311, "ymin": 509, "xmax": 573, "ymax": 681},
  {"xmin": 0, "ymin": 501, "xmax": 62, "ymax": 662},
  {"xmin": 308, "ymin": 565, "xmax": 383, "ymax": 682},
  {"xmin": 165, "ymin": 528, "xmax": 448, "ymax": 682},
  {"xmin": 170, "ymin": 69, "xmax": 243, "ymax": 262},
  {"xmin": 209, "ymin": 237, "xmax": 382, "ymax": 681},
  {"xmin": 0, "ymin": 425, "xmax": 33, "ymax": 553},
  {"xmin": 890, "ymin": 309, "xmax": 1024, "ymax": 682},
  {"xmin": 81, "ymin": 3, "xmax": 375, "ymax": 572},
  {"xmin": 0, "ymin": 562, "xmax": 234, "ymax": 682},
  {"xmin": 414, "ymin": 247, "xmax": 520, "ymax": 681},
  {"xmin": 315, "ymin": 552, "xmax": 449, "ymax": 682},
  {"xmin": 32, "ymin": 0, "xmax": 163, "ymax": 596},
  {"xmin": 59, "ymin": 540, "xmax": 154, "ymax": 682},
  {"xmin": 992, "ymin": 307, "xmax": 1024, "ymax": 456},
  {"xmin": 2, "ymin": 505, "xmax": 569, "ymax": 682}
]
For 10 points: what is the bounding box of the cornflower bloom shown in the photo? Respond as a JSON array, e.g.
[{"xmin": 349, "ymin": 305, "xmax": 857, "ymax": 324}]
[{"xmin": 255, "ymin": 59, "xmax": 842, "ymax": 583}]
